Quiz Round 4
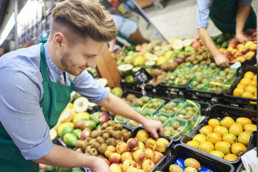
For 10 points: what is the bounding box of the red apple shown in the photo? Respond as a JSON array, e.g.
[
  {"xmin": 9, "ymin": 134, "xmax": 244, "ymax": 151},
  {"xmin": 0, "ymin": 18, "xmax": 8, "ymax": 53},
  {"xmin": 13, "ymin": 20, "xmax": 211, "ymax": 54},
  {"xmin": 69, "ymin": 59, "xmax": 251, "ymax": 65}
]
[
  {"xmin": 99, "ymin": 112, "xmax": 109, "ymax": 124},
  {"xmin": 127, "ymin": 138, "xmax": 139, "ymax": 150}
]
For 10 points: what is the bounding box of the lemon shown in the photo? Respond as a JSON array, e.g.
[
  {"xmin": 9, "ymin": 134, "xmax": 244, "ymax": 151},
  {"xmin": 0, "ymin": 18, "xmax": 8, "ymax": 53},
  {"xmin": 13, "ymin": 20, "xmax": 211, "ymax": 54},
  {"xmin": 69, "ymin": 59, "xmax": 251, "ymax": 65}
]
[
  {"xmin": 73, "ymin": 112, "xmax": 90, "ymax": 124},
  {"xmin": 133, "ymin": 56, "xmax": 145, "ymax": 66}
]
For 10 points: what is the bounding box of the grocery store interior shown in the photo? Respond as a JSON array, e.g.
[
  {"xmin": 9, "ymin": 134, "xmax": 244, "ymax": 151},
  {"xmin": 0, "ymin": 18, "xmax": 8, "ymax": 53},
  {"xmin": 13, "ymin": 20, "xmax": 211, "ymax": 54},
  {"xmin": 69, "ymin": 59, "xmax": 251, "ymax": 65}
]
[{"xmin": 0, "ymin": 0, "xmax": 257, "ymax": 172}]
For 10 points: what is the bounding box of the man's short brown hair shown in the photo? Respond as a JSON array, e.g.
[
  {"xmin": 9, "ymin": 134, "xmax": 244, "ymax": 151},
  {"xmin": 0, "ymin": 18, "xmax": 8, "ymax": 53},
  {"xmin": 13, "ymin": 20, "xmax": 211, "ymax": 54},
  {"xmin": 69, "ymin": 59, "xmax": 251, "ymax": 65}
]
[{"xmin": 50, "ymin": 0, "xmax": 117, "ymax": 45}]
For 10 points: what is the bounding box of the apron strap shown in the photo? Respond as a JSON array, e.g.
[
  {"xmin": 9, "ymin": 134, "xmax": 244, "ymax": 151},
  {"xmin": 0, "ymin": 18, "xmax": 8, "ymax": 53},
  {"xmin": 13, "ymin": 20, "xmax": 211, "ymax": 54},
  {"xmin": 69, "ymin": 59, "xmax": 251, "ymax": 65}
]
[{"xmin": 40, "ymin": 43, "xmax": 49, "ymax": 81}]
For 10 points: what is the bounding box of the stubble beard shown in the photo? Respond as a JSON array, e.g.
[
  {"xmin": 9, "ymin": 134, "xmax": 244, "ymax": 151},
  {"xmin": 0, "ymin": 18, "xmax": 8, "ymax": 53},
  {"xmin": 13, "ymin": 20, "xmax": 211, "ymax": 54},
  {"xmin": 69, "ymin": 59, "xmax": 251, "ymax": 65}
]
[{"xmin": 60, "ymin": 52, "xmax": 81, "ymax": 76}]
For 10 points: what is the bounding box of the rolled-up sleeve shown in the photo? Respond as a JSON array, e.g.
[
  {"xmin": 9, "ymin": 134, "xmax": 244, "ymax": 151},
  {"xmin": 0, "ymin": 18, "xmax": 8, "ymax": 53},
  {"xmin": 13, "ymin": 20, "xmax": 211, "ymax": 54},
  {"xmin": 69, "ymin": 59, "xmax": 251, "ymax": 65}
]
[
  {"xmin": 0, "ymin": 68, "xmax": 53, "ymax": 160},
  {"xmin": 238, "ymin": 0, "xmax": 252, "ymax": 6},
  {"xmin": 73, "ymin": 70, "xmax": 109, "ymax": 104},
  {"xmin": 196, "ymin": 0, "xmax": 213, "ymax": 29}
]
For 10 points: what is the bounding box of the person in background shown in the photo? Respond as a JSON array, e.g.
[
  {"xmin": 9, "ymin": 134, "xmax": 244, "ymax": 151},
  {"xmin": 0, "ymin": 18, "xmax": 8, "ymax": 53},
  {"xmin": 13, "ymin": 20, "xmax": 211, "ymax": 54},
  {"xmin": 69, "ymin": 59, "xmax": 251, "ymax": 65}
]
[
  {"xmin": 109, "ymin": 14, "xmax": 150, "ymax": 52},
  {"xmin": 0, "ymin": 0, "xmax": 163, "ymax": 172},
  {"xmin": 196, "ymin": 0, "xmax": 256, "ymax": 67}
]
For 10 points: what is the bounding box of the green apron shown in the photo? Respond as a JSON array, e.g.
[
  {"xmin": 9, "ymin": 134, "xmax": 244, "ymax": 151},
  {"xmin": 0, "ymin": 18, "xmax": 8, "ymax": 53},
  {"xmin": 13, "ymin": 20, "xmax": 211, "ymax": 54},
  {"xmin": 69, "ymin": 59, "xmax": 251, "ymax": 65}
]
[
  {"xmin": 0, "ymin": 43, "xmax": 75, "ymax": 172},
  {"xmin": 209, "ymin": 0, "xmax": 256, "ymax": 33}
]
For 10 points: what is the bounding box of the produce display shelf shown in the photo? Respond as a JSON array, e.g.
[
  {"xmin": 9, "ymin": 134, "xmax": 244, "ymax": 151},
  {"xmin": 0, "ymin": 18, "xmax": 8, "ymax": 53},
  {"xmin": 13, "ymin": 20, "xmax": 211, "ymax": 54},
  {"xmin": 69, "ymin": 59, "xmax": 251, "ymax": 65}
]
[
  {"xmin": 181, "ymin": 104, "xmax": 257, "ymax": 165},
  {"xmin": 157, "ymin": 144, "xmax": 235, "ymax": 172},
  {"xmin": 223, "ymin": 66, "xmax": 257, "ymax": 110}
]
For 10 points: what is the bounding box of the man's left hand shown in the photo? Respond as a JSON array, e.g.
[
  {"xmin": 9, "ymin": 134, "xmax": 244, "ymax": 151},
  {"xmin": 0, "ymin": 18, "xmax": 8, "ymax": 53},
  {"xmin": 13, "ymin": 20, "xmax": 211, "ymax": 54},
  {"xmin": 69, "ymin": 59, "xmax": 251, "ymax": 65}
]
[
  {"xmin": 142, "ymin": 119, "xmax": 164, "ymax": 139},
  {"xmin": 235, "ymin": 32, "xmax": 249, "ymax": 43}
]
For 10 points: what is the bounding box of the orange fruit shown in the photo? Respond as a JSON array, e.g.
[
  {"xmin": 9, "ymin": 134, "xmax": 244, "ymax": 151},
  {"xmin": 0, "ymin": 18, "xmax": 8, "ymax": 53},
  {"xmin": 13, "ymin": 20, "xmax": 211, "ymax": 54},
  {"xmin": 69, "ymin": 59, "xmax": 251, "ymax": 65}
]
[
  {"xmin": 231, "ymin": 143, "xmax": 247, "ymax": 156},
  {"xmin": 214, "ymin": 126, "xmax": 228, "ymax": 136},
  {"xmin": 236, "ymin": 83, "xmax": 247, "ymax": 90},
  {"xmin": 241, "ymin": 91, "xmax": 253, "ymax": 98},
  {"xmin": 221, "ymin": 117, "xmax": 235, "ymax": 129},
  {"xmin": 245, "ymin": 85, "xmax": 256, "ymax": 93},
  {"xmin": 233, "ymin": 88, "xmax": 244, "ymax": 97},
  {"xmin": 186, "ymin": 140, "xmax": 199, "ymax": 149},
  {"xmin": 236, "ymin": 117, "xmax": 252, "ymax": 127},
  {"xmin": 248, "ymin": 80, "xmax": 257, "ymax": 87},
  {"xmin": 208, "ymin": 119, "xmax": 220, "ymax": 128},
  {"xmin": 244, "ymin": 124, "xmax": 257, "ymax": 133},
  {"xmin": 244, "ymin": 71, "xmax": 254, "ymax": 79},
  {"xmin": 215, "ymin": 141, "xmax": 231, "ymax": 155},
  {"xmin": 199, "ymin": 141, "xmax": 214, "ymax": 153},
  {"xmin": 238, "ymin": 132, "xmax": 251, "ymax": 146},
  {"xmin": 206, "ymin": 132, "xmax": 222, "ymax": 144},
  {"xmin": 229, "ymin": 123, "xmax": 243, "ymax": 136},
  {"xmin": 240, "ymin": 78, "xmax": 251, "ymax": 85},
  {"xmin": 224, "ymin": 154, "xmax": 238, "ymax": 161},
  {"xmin": 199, "ymin": 125, "xmax": 213, "ymax": 136}
]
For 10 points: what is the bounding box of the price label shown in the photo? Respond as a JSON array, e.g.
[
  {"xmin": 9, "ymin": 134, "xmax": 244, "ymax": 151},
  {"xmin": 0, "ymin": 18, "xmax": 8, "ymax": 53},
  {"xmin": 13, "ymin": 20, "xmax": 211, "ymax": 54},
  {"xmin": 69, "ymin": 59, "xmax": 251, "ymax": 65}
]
[{"xmin": 133, "ymin": 68, "xmax": 153, "ymax": 85}]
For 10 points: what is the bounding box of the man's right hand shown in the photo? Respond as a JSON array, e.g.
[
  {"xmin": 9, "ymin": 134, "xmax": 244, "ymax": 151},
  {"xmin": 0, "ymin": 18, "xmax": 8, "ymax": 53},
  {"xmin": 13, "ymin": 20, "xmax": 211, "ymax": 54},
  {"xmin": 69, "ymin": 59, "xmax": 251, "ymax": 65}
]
[
  {"xmin": 214, "ymin": 53, "xmax": 230, "ymax": 68},
  {"xmin": 90, "ymin": 157, "xmax": 109, "ymax": 172}
]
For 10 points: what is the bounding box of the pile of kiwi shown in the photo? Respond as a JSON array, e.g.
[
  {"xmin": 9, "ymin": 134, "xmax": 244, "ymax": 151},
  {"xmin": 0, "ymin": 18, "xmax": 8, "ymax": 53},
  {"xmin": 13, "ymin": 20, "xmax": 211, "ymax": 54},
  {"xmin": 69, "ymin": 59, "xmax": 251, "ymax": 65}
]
[
  {"xmin": 75, "ymin": 120, "xmax": 132, "ymax": 158},
  {"xmin": 143, "ymin": 98, "xmax": 164, "ymax": 114},
  {"xmin": 176, "ymin": 105, "xmax": 200, "ymax": 127},
  {"xmin": 122, "ymin": 93, "xmax": 137, "ymax": 106},
  {"xmin": 186, "ymin": 46, "xmax": 213, "ymax": 64},
  {"xmin": 190, "ymin": 74, "xmax": 211, "ymax": 90},
  {"xmin": 163, "ymin": 121, "xmax": 186, "ymax": 138},
  {"xmin": 152, "ymin": 115, "xmax": 169, "ymax": 124},
  {"xmin": 132, "ymin": 96, "xmax": 151, "ymax": 109},
  {"xmin": 159, "ymin": 101, "xmax": 184, "ymax": 116}
]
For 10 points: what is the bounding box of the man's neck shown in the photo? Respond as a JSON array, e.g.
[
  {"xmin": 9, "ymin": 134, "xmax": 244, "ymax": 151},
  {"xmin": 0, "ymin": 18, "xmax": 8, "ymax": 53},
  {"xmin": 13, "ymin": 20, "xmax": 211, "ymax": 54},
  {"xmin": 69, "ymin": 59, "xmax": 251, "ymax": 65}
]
[{"xmin": 46, "ymin": 41, "xmax": 64, "ymax": 72}]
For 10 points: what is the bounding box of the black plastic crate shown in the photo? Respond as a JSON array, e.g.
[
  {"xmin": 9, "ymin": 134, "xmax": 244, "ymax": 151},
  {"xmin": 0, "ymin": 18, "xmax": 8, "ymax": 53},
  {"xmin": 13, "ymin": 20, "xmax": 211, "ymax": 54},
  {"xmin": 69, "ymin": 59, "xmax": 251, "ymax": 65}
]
[
  {"xmin": 223, "ymin": 66, "xmax": 257, "ymax": 110},
  {"xmin": 157, "ymin": 144, "xmax": 234, "ymax": 172},
  {"xmin": 235, "ymin": 131, "xmax": 257, "ymax": 172},
  {"xmin": 157, "ymin": 84, "xmax": 190, "ymax": 99},
  {"xmin": 181, "ymin": 104, "xmax": 257, "ymax": 165},
  {"xmin": 131, "ymin": 126, "xmax": 173, "ymax": 172}
]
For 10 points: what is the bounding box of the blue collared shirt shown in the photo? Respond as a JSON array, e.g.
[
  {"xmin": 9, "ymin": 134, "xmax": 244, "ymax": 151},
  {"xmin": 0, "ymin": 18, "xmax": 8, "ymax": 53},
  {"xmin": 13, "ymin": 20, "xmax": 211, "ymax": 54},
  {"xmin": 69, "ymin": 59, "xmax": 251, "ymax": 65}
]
[
  {"xmin": 0, "ymin": 43, "xmax": 108, "ymax": 160},
  {"xmin": 196, "ymin": 0, "xmax": 252, "ymax": 29}
]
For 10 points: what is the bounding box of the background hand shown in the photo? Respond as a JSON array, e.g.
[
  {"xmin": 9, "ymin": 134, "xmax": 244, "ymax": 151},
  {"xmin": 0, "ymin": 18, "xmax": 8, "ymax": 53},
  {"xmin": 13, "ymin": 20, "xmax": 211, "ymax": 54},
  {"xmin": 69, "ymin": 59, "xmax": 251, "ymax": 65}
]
[
  {"xmin": 214, "ymin": 53, "xmax": 230, "ymax": 67},
  {"xmin": 142, "ymin": 119, "xmax": 164, "ymax": 139},
  {"xmin": 235, "ymin": 32, "xmax": 249, "ymax": 43}
]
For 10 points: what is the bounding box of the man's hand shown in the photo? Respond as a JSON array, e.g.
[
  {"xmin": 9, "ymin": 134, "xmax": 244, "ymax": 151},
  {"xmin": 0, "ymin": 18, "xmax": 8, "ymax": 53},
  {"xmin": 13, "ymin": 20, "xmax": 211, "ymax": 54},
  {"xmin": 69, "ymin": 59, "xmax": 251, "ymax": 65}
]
[
  {"xmin": 214, "ymin": 53, "xmax": 230, "ymax": 67},
  {"xmin": 90, "ymin": 157, "xmax": 109, "ymax": 172},
  {"xmin": 235, "ymin": 32, "xmax": 249, "ymax": 43},
  {"xmin": 142, "ymin": 119, "xmax": 164, "ymax": 139}
]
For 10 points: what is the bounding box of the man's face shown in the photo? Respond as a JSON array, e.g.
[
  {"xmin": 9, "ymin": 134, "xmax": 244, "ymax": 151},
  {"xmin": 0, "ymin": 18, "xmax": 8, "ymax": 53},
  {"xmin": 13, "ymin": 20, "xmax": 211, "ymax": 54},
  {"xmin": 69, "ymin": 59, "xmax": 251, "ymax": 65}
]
[{"xmin": 59, "ymin": 37, "xmax": 105, "ymax": 76}]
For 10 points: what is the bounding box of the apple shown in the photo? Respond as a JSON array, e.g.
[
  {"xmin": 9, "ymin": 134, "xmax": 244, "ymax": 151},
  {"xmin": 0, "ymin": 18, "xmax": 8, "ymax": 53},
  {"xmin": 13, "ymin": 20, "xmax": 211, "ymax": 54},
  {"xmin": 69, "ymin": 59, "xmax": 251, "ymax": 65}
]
[
  {"xmin": 155, "ymin": 138, "xmax": 169, "ymax": 153},
  {"xmin": 192, "ymin": 40, "xmax": 201, "ymax": 49},
  {"xmin": 133, "ymin": 149, "xmax": 146, "ymax": 163},
  {"xmin": 136, "ymin": 130, "xmax": 149, "ymax": 142},
  {"xmin": 116, "ymin": 141, "xmax": 128, "ymax": 154},
  {"xmin": 121, "ymin": 152, "xmax": 133, "ymax": 163},
  {"xmin": 122, "ymin": 160, "xmax": 137, "ymax": 172},
  {"xmin": 125, "ymin": 167, "xmax": 143, "ymax": 172},
  {"xmin": 137, "ymin": 142, "xmax": 145, "ymax": 150},
  {"xmin": 109, "ymin": 152, "xmax": 121, "ymax": 164},
  {"xmin": 145, "ymin": 138, "xmax": 156, "ymax": 149},
  {"xmin": 142, "ymin": 159, "xmax": 155, "ymax": 172},
  {"xmin": 144, "ymin": 148, "xmax": 153, "ymax": 159},
  {"xmin": 105, "ymin": 146, "xmax": 116, "ymax": 158},
  {"xmin": 74, "ymin": 118, "xmax": 87, "ymax": 129},
  {"xmin": 109, "ymin": 163, "xmax": 122, "ymax": 172},
  {"xmin": 127, "ymin": 138, "xmax": 139, "ymax": 150},
  {"xmin": 151, "ymin": 151, "xmax": 164, "ymax": 164}
]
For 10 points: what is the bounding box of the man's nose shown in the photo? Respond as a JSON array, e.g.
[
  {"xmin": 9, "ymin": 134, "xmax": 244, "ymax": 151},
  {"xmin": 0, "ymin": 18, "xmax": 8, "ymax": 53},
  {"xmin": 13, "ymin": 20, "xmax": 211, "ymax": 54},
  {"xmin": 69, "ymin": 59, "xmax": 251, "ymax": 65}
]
[{"xmin": 87, "ymin": 57, "xmax": 97, "ymax": 68}]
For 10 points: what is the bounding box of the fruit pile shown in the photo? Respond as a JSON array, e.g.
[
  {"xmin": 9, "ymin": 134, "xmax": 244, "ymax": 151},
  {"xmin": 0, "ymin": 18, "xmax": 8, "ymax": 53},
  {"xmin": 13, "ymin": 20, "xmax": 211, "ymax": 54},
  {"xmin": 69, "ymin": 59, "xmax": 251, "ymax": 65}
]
[
  {"xmin": 163, "ymin": 118, "xmax": 188, "ymax": 139},
  {"xmin": 75, "ymin": 121, "xmax": 132, "ymax": 157},
  {"xmin": 143, "ymin": 98, "xmax": 165, "ymax": 114},
  {"xmin": 159, "ymin": 100, "xmax": 184, "ymax": 116},
  {"xmin": 186, "ymin": 117, "xmax": 257, "ymax": 162},
  {"xmin": 186, "ymin": 46, "xmax": 213, "ymax": 64},
  {"xmin": 108, "ymin": 129, "xmax": 170, "ymax": 172},
  {"xmin": 169, "ymin": 158, "xmax": 208, "ymax": 172},
  {"xmin": 233, "ymin": 71, "xmax": 257, "ymax": 99},
  {"xmin": 151, "ymin": 113, "xmax": 170, "ymax": 124},
  {"xmin": 132, "ymin": 96, "xmax": 152, "ymax": 110}
]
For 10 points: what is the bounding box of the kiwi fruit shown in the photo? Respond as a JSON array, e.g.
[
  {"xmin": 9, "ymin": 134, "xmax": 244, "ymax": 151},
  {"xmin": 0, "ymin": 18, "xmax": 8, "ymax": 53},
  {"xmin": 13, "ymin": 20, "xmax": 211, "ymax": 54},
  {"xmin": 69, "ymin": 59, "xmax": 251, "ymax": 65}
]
[
  {"xmin": 164, "ymin": 130, "xmax": 171, "ymax": 136},
  {"xmin": 113, "ymin": 124, "xmax": 123, "ymax": 131},
  {"xmin": 107, "ymin": 120, "xmax": 116, "ymax": 126},
  {"xmin": 91, "ymin": 142, "xmax": 101, "ymax": 149},
  {"xmin": 75, "ymin": 140, "xmax": 88, "ymax": 151},
  {"xmin": 102, "ymin": 133, "xmax": 110, "ymax": 140},
  {"xmin": 123, "ymin": 132, "xmax": 131, "ymax": 141},
  {"xmin": 109, "ymin": 130, "xmax": 115, "ymax": 137},
  {"xmin": 85, "ymin": 146, "xmax": 91, "ymax": 153},
  {"xmin": 172, "ymin": 121, "xmax": 180, "ymax": 129},
  {"xmin": 106, "ymin": 138, "xmax": 116, "ymax": 146},
  {"xmin": 177, "ymin": 126, "xmax": 186, "ymax": 133},
  {"xmin": 91, "ymin": 130, "xmax": 101, "ymax": 138},
  {"xmin": 89, "ymin": 139, "xmax": 97, "ymax": 145},
  {"xmin": 98, "ymin": 154, "xmax": 105, "ymax": 159},
  {"xmin": 171, "ymin": 130, "xmax": 179, "ymax": 136},
  {"xmin": 75, "ymin": 148, "xmax": 83, "ymax": 153},
  {"xmin": 121, "ymin": 129, "xmax": 127, "ymax": 134},
  {"xmin": 105, "ymin": 126, "xmax": 113, "ymax": 133},
  {"xmin": 89, "ymin": 148, "xmax": 98, "ymax": 156},
  {"xmin": 98, "ymin": 143, "xmax": 108, "ymax": 155},
  {"xmin": 85, "ymin": 137, "xmax": 92, "ymax": 142},
  {"xmin": 96, "ymin": 136, "xmax": 105, "ymax": 144},
  {"xmin": 113, "ymin": 131, "xmax": 122, "ymax": 140},
  {"xmin": 101, "ymin": 122, "xmax": 109, "ymax": 129},
  {"xmin": 159, "ymin": 116, "xmax": 168, "ymax": 123},
  {"xmin": 126, "ymin": 94, "xmax": 136, "ymax": 102}
]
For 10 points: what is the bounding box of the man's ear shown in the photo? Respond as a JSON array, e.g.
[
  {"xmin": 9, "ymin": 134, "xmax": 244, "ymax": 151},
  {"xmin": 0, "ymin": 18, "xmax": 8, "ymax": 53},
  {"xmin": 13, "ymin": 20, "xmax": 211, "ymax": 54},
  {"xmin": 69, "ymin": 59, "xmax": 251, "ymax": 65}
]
[{"xmin": 53, "ymin": 32, "xmax": 65, "ymax": 48}]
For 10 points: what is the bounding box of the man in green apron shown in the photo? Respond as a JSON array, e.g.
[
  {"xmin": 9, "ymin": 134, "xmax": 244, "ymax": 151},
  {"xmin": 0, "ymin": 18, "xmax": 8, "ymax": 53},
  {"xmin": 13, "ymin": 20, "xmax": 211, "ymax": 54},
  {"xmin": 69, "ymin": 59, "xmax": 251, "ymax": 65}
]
[
  {"xmin": 196, "ymin": 0, "xmax": 256, "ymax": 67},
  {"xmin": 0, "ymin": 1, "xmax": 163, "ymax": 172}
]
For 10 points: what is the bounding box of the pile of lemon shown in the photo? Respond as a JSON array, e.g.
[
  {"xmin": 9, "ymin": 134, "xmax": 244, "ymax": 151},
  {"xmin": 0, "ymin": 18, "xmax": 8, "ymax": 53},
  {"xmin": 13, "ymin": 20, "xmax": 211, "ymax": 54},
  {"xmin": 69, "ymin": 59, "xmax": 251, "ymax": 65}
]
[
  {"xmin": 186, "ymin": 117, "xmax": 257, "ymax": 161},
  {"xmin": 233, "ymin": 71, "xmax": 257, "ymax": 100}
]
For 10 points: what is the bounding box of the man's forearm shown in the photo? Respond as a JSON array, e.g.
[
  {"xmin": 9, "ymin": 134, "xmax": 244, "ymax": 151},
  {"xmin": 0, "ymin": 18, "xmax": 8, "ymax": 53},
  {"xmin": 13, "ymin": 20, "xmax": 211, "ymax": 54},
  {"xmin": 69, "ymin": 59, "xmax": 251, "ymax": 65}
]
[
  {"xmin": 33, "ymin": 144, "xmax": 99, "ymax": 168},
  {"xmin": 198, "ymin": 28, "xmax": 220, "ymax": 59},
  {"xmin": 99, "ymin": 93, "xmax": 146, "ymax": 125},
  {"xmin": 236, "ymin": 5, "xmax": 251, "ymax": 35}
]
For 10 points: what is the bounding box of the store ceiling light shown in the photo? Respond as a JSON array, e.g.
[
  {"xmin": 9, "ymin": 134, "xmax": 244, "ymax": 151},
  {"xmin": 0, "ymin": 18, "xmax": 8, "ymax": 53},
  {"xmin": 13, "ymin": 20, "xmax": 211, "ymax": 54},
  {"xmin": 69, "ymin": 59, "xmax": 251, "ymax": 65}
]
[{"xmin": 0, "ymin": 12, "xmax": 14, "ymax": 46}]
